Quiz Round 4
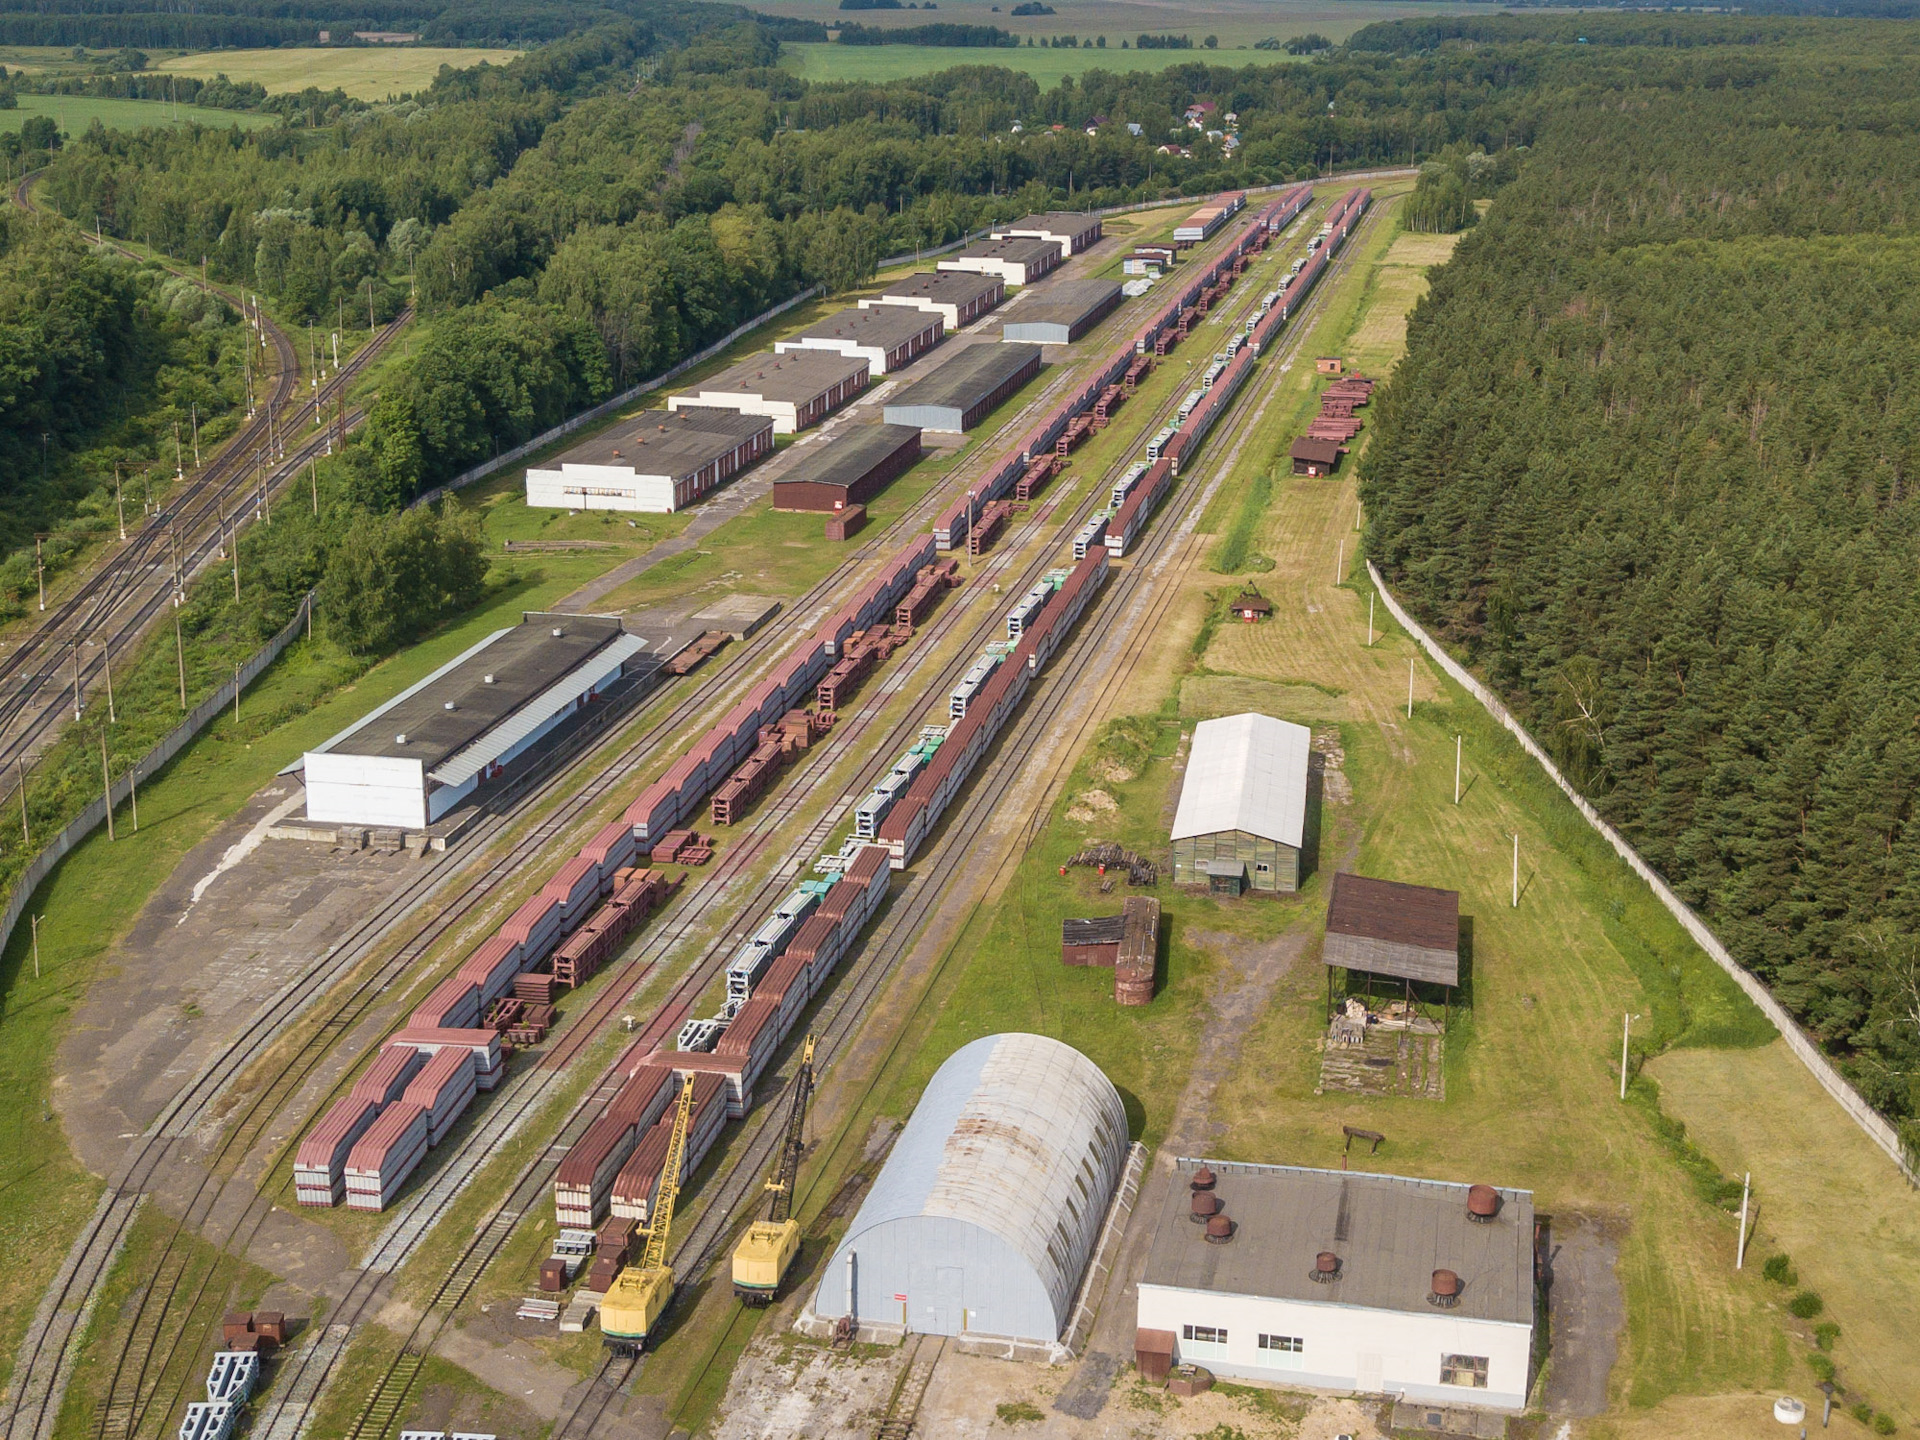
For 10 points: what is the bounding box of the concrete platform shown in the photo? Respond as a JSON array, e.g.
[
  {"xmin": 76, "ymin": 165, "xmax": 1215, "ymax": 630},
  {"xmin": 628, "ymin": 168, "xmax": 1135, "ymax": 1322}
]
[{"xmin": 690, "ymin": 593, "xmax": 781, "ymax": 640}]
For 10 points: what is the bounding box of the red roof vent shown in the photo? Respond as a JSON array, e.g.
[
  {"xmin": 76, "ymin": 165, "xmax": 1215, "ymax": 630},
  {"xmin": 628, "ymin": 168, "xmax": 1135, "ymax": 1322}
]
[
  {"xmin": 1428, "ymin": 1269, "xmax": 1461, "ymax": 1308},
  {"xmin": 1190, "ymin": 1167, "xmax": 1216, "ymax": 1192},
  {"xmin": 1310, "ymin": 1251, "xmax": 1341, "ymax": 1283},
  {"xmin": 1204, "ymin": 1213, "xmax": 1235, "ymax": 1245},
  {"xmin": 1467, "ymin": 1185, "xmax": 1500, "ymax": 1222},
  {"xmin": 1189, "ymin": 1191, "xmax": 1220, "ymax": 1222}
]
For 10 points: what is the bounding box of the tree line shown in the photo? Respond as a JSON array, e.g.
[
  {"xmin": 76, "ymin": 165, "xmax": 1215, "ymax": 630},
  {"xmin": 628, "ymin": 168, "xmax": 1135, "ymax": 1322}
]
[{"xmin": 1360, "ymin": 37, "xmax": 1920, "ymax": 1154}]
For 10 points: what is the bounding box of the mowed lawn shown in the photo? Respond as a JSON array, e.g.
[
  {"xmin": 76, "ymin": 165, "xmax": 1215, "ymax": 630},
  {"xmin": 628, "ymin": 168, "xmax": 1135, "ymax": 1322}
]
[
  {"xmin": 800, "ymin": 193, "xmax": 1916, "ymax": 1427},
  {"xmin": 155, "ymin": 47, "xmax": 522, "ymax": 100},
  {"xmin": 0, "ymin": 93, "xmax": 275, "ymax": 134}
]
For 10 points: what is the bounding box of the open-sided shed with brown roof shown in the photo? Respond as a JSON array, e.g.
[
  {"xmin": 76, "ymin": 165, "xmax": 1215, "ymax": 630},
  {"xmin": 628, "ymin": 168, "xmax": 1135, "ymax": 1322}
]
[{"xmin": 1323, "ymin": 872, "xmax": 1460, "ymax": 986}]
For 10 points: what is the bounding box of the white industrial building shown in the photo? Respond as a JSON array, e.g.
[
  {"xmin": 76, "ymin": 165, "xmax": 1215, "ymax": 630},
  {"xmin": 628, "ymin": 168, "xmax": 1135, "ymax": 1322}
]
[
  {"xmin": 807, "ymin": 1034, "xmax": 1128, "ymax": 1350},
  {"xmin": 300, "ymin": 616, "xmax": 647, "ymax": 830},
  {"xmin": 1170, "ymin": 712, "xmax": 1313, "ymax": 894},
  {"xmin": 1136, "ymin": 1161, "xmax": 1536, "ymax": 1410},
  {"xmin": 523, "ymin": 407, "xmax": 773, "ymax": 513},
  {"xmin": 669, "ymin": 349, "xmax": 869, "ymax": 434},
  {"xmin": 773, "ymin": 304, "xmax": 944, "ymax": 376},
  {"xmin": 990, "ymin": 211, "xmax": 1104, "ymax": 259}
]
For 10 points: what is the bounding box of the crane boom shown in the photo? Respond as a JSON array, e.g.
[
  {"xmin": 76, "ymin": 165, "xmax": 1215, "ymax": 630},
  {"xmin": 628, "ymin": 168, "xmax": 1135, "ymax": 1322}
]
[
  {"xmin": 766, "ymin": 1036, "xmax": 816, "ymax": 1225},
  {"xmin": 641, "ymin": 1075, "xmax": 696, "ymax": 1271}
]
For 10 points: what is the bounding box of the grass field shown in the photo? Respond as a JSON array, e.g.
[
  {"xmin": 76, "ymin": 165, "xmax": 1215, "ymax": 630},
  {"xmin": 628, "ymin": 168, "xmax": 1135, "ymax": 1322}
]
[
  {"xmin": 0, "ymin": 93, "xmax": 275, "ymax": 135},
  {"xmin": 779, "ymin": 41, "xmax": 1299, "ymax": 83},
  {"xmin": 155, "ymin": 47, "xmax": 522, "ymax": 100},
  {"xmin": 760, "ymin": 0, "xmax": 1484, "ymax": 73}
]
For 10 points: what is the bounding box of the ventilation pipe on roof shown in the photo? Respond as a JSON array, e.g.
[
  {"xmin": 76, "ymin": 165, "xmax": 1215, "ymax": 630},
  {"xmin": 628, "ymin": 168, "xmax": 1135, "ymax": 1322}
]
[
  {"xmin": 551, "ymin": 627, "xmax": 565, "ymax": 637},
  {"xmin": 484, "ymin": 674, "xmax": 495, "ymax": 684},
  {"xmin": 1204, "ymin": 1213, "xmax": 1235, "ymax": 1245},
  {"xmin": 1189, "ymin": 1191, "xmax": 1220, "ymax": 1223},
  {"xmin": 395, "ymin": 733, "xmax": 408, "ymax": 745},
  {"xmin": 1428, "ymin": 1269, "xmax": 1461, "ymax": 1308},
  {"xmin": 1467, "ymin": 1185, "xmax": 1501, "ymax": 1223},
  {"xmin": 1310, "ymin": 1251, "xmax": 1341, "ymax": 1283}
]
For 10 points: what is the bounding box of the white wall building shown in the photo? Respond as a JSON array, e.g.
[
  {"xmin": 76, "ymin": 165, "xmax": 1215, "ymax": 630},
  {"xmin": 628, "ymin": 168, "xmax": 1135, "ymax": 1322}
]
[
  {"xmin": 301, "ymin": 617, "xmax": 646, "ymax": 830},
  {"xmin": 1136, "ymin": 1161, "xmax": 1535, "ymax": 1411},
  {"xmin": 524, "ymin": 407, "xmax": 773, "ymax": 513}
]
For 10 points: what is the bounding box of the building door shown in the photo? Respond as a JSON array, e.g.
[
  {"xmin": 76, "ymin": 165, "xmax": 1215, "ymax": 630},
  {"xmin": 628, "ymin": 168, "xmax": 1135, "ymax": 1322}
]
[
  {"xmin": 930, "ymin": 1267, "xmax": 965, "ymax": 1335},
  {"xmin": 1356, "ymin": 1352, "xmax": 1383, "ymax": 1393}
]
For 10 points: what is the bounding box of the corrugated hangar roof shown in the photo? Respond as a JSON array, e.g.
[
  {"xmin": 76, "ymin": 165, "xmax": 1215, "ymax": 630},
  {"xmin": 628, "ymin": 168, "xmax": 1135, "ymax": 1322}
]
[
  {"xmin": 817, "ymin": 1033, "xmax": 1128, "ymax": 1342},
  {"xmin": 429, "ymin": 632, "xmax": 647, "ymax": 787},
  {"xmin": 775, "ymin": 423, "xmax": 921, "ymax": 493},
  {"xmin": 1170, "ymin": 712, "xmax": 1311, "ymax": 848},
  {"xmin": 886, "ymin": 342, "xmax": 1041, "ymax": 414},
  {"xmin": 1144, "ymin": 1159, "xmax": 1534, "ymax": 1326}
]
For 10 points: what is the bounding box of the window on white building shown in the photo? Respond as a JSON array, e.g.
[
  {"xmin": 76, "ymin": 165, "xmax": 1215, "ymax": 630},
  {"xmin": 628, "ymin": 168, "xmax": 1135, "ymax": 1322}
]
[
  {"xmin": 1180, "ymin": 1325, "xmax": 1228, "ymax": 1345},
  {"xmin": 1257, "ymin": 1334, "xmax": 1303, "ymax": 1353},
  {"xmin": 1440, "ymin": 1354, "xmax": 1490, "ymax": 1388}
]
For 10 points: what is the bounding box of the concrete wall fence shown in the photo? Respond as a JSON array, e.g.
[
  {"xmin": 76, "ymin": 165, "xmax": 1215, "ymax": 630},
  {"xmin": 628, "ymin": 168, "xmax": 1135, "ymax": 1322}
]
[
  {"xmin": 0, "ymin": 591, "xmax": 315, "ymax": 970},
  {"xmin": 1368, "ymin": 560, "xmax": 1917, "ymax": 1184}
]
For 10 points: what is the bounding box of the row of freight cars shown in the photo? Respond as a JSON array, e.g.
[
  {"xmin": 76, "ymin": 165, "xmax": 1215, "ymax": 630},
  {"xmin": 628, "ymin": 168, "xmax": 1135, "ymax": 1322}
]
[
  {"xmin": 295, "ymin": 183, "xmax": 1304, "ymax": 1219},
  {"xmin": 292, "ymin": 531, "xmax": 949, "ymax": 1213},
  {"xmin": 929, "ymin": 183, "xmax": 1317, "ymax": 554},
  {"xmin": 539, "ymin": 186, "xmax": 1359, "ymax": 1325},
  {"xmin": 1102, "ymin": 188, "xmax": 1372, "ymax": 558}
]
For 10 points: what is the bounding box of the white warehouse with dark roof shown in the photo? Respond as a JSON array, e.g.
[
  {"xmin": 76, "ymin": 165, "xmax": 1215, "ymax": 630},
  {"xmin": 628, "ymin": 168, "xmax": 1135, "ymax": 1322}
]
[
  {"xmin": 1170, "ymin": 712, "xmax": 1313, "ymax": 894},
  {"xmin": 299, "ymin": 616, "xmax": 649, "ymax": 831},
  {"xmin": 807, "ymin": 1033, "xmax": 1128, "ymax": 1351}
]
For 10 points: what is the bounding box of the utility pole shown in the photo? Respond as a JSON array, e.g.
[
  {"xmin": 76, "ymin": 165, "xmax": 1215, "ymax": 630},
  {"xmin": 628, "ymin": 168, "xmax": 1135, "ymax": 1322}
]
[
  {"xmin": 18, "ymin": 758, "xmax": 29, "ymax": 843},
  {"xmin": 1619, "ymin": 1012, "xmax": 1638, "ymax": 1101},
  {"xmin": 1736, "ymin": 1173, "xmax": 1751, "ymax": 1269},
  {"xmin": 234, "ymin": 665, "xmax": 242, "ymax": 723},
  {"xmin": 1454, "ymin": 736, "xmax": 1462, "ymax": 804},
  {"xmin": 1511, "ymin": 832, "xmax": 1519, "ymax": 908},
  {"xmin": 101, "ymin": 732, "xmax": 114, "ymax": 841},
  {"xmin": 1407, "ymin": 658, "xmax": 1414, "ymax": 719},
  {"xmin": 311, "ymin": 461, "xmax": 319, "ymax": 515},
  {"xmin": 70, "ymin": 643, "xmax": 82, "ymax": 720},
  {"xmin": 1367, "ymin": 593, "xmax": 1375, "ymax": 646},
  {"xmin": 102, "ymin": 640, "xmax": 115, "ymax": 723},
  {"xmin": 174, "ymin": 423, "xmax": 184, "ymax": 480},
  {"xmin": 115, "ymin": 466, "xmax": 126, "ymax": 541},
  {"xmin": 31, "ymin": 913, "xmax": 41, "ymax": 980},
  {"xmin": 1334, "ymin": 539, "xmax": 1343, "ymax": 585},
  {"xmin": 232, "ymin": 521, "xmax": 240, "ymax": 601},
  {"xmin": 191, "ymin": 403, "xmax": 200, "ymax": 467},
  {"xmin": 35, "ymin": 535, "xmax": 45, "ymax": 611},
  {"xmin": 175, "ymin": 616, "xmax": 186, "ymax": 708}
]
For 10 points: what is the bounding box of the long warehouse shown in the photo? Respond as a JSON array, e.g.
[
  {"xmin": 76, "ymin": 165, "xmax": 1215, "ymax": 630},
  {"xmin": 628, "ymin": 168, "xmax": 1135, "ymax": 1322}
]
[
  {"xmin": 1001, "ymin": 279, "xmax": 1123, "ymax": 345},
  {"xmin": 301, "ymin": 616, "xmax": 648, "ymax": 830},
  {"xmin": 991, "ymin": 211, "xmax": 1104, "ymax": 259},
  {"xmin": 883, "ymin": 342, "xmax": 1042, "ymax": 433},
  {"xmin": 772, "ymin": 423, "xmax": 923, "ymax": 512},
  {"xmin": 862, "ymin": 270, "xmax": 1005, "ymax": 331},
  {"xmin": 669, "ymin": 350, "xmax": 869, "ymax": 433},
  {"xmin": 773, "ymin": 305, "xmax": 943, "ymax": 376},
  {"xmin": 523, "ymin": 407, "xmax": 773, "ymax": 513},
  {"xmin": 938, "ymin": 235, "xmax": 1062, "ymax": 287}
]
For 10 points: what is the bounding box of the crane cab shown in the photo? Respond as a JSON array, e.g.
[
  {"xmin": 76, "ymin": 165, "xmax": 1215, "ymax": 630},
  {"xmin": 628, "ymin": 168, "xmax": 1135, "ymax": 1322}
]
[
  {"xmin": 600, "ymin": 1264, "xmax": 674, "ymax": 1354},
  {"xmin": 731, "ymin": 1218, "xmax": 801, "ymax": 1305}
]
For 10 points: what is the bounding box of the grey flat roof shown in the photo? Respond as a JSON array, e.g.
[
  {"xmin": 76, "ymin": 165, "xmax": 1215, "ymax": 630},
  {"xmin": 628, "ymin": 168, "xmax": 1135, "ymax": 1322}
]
[
  {"xmin": 684, "ymin": 349, "xmax": 867, "ymax": 404},
  {"xmin": 328, "ymin": 617, "xmax": 626, "ymax": 768},
  {"xmin": 998, "ymin": 211, "xmax": 1101, "ymax": 238},
  {"xmin": 885, "ymin": 342, "xmax": 1041, "ymax": 414},
  {"xmin": 872, "ymin": 270, "xmax": 1002, "ymax": 306},
  {"xmin": 789, "ymin": 305, "xmax": 940, "ymax": 348},
  {"xmin": 775, "ymin": 423, "xmax": 922, "ymax": 492},
  {"xmin": 954, "ymin": 235, "xmax": 1059, "ymax": 266},
  {"xmin": 554, "ymin": 407, "xmax": 769, "ymax": 476},
  {"xmin": 1144, "ymin": 1160, "xmax": 1534, "ymax": 1327},
  {"xmin": 1003, "ymin": 279, "xmax": 1122, "ymax": 331}
]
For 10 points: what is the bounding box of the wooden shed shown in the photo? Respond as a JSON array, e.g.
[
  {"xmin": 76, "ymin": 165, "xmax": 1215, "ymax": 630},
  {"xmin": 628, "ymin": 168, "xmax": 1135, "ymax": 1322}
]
[
  {"xmin": 1290, "ymin": 436, "xmax": 1343, "ymax": 477},
  {"xmin": 1323, "ymin": 872, "xmax": 1460, "ymax": 987},
  {"xmin": 1170, "ymin": 713, "xmax": 1313, "ymax": 894},
  {"xmin": 1231, "ymin": 586, "xmax": 1272, "ymax": 623}
]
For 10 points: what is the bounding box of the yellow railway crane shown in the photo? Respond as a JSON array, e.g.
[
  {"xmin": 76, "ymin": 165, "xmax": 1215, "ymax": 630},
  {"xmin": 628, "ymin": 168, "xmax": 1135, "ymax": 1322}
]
[
  {"xmin": 599, "ymin": 1074, "xmax": 695, "ymax": 1353},
  {"xmin": 731, "ymin": 1036, "xmax": 816, "ymax": 1305}
]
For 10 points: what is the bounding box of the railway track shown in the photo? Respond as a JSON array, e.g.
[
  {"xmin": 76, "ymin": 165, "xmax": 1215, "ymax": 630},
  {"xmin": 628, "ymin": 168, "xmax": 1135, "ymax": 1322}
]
[
  {"xmin": 0, "ymin": 171, "xmax": 409, "ymax": 798},
  {"xmin": 309, "ymin": 200, "xmax": 1347, "ymax": 1440},
  {"xmin": 2, "ymin": 210, "xmax": 1262, "ymax": 1440}
]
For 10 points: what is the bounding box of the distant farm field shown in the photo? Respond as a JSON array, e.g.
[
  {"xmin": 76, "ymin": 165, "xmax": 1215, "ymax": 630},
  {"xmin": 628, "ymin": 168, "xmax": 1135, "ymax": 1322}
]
[
  {"xmin": 759, "ymin": 0, "xmax": 1487, "ymax": 59},
  {"xmin": 780, "ymin": 40, "xmax": 1297, "ymax": 83},
  {"xmin": 154, "ymin": 46, "xmax": 521, "ymax": 100},
  {"xmin": 0, "ymin": 93, "xmax": 274, "ymax": 135}
]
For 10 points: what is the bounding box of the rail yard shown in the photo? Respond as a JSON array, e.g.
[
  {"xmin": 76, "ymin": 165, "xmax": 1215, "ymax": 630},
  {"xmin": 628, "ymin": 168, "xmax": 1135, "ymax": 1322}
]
[{"xmin": 1, "ymin": 177, "xmax": 1493, "ymax": 1440}]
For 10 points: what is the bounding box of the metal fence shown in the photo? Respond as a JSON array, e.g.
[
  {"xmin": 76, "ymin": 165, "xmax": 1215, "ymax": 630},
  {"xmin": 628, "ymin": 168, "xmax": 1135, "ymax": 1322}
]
[
  {"xmin": 0, "ymin": 591, "xmax": 315, "ymax": 968},
  {"xmin": 1369, "ymin": 561, "xmax": 1917, "ymax": 1183}
]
